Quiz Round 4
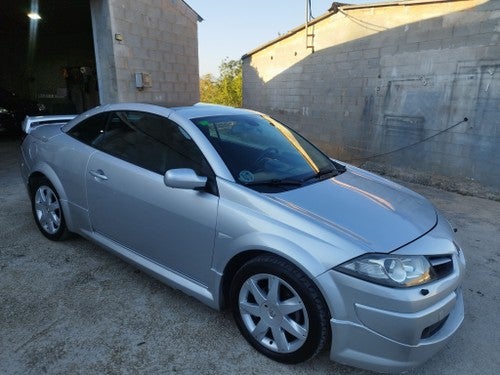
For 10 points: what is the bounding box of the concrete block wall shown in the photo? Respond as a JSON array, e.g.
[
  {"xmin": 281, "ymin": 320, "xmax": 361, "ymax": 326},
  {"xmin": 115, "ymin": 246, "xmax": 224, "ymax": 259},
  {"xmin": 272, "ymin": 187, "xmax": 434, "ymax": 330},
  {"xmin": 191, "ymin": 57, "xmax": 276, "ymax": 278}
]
[
  {"xmin": 243, "ymin": 0, "xmax": 500, "ymax": 192},
  {"xmin": 90, "ymin": 0, "xmax": 200, "ymax": 106}
]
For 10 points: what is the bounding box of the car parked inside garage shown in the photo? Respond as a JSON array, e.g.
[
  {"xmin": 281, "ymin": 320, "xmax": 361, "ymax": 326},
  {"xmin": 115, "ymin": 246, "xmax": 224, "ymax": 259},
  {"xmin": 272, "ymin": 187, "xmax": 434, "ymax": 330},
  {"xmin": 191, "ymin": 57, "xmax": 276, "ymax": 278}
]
[{"xmin": 0, "ymin": 87, "xmax": 46, "ymax": 134}]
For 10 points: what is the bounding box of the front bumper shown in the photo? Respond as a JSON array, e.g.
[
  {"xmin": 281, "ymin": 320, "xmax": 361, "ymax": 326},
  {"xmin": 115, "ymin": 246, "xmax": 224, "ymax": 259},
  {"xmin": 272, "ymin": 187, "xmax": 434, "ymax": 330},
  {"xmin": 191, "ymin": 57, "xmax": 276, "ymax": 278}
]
[
  {"xmin": 330, "ymin": 287, "xmax": 463, "ymax": 373},
  {"xmin": 316, "ymin": 249, "xmax": 465, "ymax": 373}
]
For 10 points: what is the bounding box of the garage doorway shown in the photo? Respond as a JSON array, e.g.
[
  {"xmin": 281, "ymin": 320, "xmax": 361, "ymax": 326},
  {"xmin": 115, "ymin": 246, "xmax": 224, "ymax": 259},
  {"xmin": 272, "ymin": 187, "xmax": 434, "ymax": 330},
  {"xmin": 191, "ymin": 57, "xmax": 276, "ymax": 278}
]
[{"xmin": 0, "ymin": 0, "xmax": 99, "ymax": 115}]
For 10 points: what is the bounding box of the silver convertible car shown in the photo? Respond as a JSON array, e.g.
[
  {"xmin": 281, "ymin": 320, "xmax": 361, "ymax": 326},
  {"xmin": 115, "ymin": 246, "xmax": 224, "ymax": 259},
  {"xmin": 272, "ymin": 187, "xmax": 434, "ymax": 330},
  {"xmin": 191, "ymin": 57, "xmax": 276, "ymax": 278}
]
[{"xmin": 20, "ymin": 103, "xmax": 465, "ymax": 372}]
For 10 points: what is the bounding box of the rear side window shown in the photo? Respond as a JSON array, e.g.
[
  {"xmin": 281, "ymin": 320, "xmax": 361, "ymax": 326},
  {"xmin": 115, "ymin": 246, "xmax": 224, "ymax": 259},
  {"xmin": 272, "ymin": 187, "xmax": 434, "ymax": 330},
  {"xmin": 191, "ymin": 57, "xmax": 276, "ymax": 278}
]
[{"xmin": 67, "ymin": 113, "xmax": 107, "ymax": 144}]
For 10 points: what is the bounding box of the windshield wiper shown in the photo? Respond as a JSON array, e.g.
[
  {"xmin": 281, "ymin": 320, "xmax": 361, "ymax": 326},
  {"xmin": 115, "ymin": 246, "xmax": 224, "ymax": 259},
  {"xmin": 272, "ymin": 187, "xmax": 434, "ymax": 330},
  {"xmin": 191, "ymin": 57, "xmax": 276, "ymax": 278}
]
[
  {"xmin": 245, "ymin": 178, "xmax": 304, "ymax": 187},
  {"xmin": 302, "ymin": 168, "xmax": 339, "ymax": 183}
]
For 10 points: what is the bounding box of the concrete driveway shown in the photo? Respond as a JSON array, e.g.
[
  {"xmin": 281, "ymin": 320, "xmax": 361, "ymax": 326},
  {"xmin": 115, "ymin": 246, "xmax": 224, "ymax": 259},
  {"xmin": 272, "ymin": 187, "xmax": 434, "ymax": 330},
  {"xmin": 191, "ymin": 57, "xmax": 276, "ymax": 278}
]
[{"xmin": 1, "ymin": 137, "xmax": 499, "ymax": 375}]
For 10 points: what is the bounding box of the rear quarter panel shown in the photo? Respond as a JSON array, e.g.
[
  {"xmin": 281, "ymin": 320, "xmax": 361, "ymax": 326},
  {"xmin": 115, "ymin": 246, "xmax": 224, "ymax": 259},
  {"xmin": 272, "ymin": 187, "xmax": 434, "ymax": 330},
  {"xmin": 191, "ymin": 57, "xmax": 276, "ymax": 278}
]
[{"xmin": 22, "ymin": 127, "xmax": 94, "ymax": 233}]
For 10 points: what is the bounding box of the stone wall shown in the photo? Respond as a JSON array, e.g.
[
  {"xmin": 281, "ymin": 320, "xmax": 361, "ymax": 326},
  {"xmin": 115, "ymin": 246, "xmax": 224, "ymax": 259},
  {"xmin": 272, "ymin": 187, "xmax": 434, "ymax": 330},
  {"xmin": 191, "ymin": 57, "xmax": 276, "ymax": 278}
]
[
  {"xmin": 90, "ymin": 0, "xmax": 200, "ymax": 106},
  {"xmin": 242, "ymin": 0, "xmax": 499, "ymax": 193}
]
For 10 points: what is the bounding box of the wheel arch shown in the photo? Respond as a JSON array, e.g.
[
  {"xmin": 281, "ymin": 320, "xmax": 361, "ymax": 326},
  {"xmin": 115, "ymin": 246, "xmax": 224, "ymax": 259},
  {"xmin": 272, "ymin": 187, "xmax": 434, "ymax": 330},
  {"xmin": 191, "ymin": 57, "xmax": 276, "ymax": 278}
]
[
  {"xmin": 28, "ymin": 171, "xmax": 48, "ymax": 194},
  {"xmin": 28, "ymin": 166, "xmax": 75, "ymax": 231},
  {"xmin": 219, "ymin": 249, "xmax": 268, "ymax": 309},
  {"xmin": 218, "ymin": 237, "xmax": 331, "ymax": 311}
]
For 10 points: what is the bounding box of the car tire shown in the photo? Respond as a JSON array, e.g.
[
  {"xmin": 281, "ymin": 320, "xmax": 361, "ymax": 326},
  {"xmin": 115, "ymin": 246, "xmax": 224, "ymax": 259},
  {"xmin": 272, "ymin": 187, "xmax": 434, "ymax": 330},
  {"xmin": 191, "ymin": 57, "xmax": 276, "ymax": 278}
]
[
  {"xmin": 230, "ymin": 254, "xmax": 330, "ymax": 364},
  {"xmin": 31, "ymin": 177, "xmax": 70, "ymax": 241}
]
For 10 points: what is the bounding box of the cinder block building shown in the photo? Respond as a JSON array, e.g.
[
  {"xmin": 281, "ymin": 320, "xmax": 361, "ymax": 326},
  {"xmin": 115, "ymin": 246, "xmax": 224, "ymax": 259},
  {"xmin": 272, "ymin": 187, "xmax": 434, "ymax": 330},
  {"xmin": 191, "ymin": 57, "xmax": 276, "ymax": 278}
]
[
  {"xmin": 242, "ymin": 0, "xmax": 499, "ymax": 194},
  {"xmin": 91, "ymin": 0, "xmax": 201, "ymax": 105}
]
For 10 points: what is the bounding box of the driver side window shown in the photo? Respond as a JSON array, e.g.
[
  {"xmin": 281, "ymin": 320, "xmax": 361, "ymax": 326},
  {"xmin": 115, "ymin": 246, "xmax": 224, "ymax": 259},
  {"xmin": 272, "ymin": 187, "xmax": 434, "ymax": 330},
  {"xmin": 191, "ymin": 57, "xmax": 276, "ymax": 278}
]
[{"xmin": 70, "ymin": 111, "xmax": 210, "ymax": 176}]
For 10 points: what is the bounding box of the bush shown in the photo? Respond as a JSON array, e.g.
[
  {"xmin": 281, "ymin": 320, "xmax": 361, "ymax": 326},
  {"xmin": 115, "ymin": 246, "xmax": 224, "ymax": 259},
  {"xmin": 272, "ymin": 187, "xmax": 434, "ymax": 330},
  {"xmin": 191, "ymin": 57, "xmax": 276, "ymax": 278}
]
[{"xmin": 200, "ymin": 59, "xmax": 242, "ymax": 107}]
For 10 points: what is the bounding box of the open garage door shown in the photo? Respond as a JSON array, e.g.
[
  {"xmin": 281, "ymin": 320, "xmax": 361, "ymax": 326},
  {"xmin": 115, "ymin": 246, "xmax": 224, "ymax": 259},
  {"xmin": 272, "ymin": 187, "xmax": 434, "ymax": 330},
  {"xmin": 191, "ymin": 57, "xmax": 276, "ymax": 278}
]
[{"xmin": 0, "ymin": 0, "xmax": 99, "ymax": 117}]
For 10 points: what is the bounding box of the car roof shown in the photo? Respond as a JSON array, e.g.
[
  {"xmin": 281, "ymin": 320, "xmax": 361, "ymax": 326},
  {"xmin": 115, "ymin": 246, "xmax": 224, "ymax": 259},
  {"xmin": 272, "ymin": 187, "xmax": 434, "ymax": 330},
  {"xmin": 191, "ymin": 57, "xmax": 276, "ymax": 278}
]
[
  {"xmin": 62, "ymin": 103, "xmax": 259, "ymax": 133},
  {"xmin": 172, "ymin": 103, "xmax": 257, "ymax": 119}
]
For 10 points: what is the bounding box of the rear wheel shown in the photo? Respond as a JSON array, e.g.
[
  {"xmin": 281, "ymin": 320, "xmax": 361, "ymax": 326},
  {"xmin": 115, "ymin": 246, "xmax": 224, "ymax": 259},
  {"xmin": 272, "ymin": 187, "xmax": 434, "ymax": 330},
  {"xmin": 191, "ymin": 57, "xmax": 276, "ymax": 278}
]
[
  {"xmin": 230, "ymin": 254, "xmax": 330, "ymax": 363},
  {"xmin": 31, "ymin": 177, "xmax": 70, "ymax": 241}
]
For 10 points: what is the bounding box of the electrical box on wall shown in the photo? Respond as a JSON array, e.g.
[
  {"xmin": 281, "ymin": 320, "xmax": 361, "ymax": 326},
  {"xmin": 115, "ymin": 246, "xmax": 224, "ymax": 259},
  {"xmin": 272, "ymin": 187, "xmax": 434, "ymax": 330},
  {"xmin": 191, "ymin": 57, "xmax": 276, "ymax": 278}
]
[{"xmin": 134, "ymin": 72, "xmax": 152, "ymax": 90}]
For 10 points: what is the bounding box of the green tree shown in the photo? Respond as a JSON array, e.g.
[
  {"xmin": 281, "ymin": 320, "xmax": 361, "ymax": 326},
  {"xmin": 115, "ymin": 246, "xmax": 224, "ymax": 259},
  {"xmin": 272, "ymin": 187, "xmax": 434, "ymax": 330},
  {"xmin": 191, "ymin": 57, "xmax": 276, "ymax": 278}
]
[
  {"xmin": 199, "ymin": 73, "xmax": 218, "ymax": 103},
  {"xmin": 200, "ymin": 59, "xmax": 242, "ymax": 107}
]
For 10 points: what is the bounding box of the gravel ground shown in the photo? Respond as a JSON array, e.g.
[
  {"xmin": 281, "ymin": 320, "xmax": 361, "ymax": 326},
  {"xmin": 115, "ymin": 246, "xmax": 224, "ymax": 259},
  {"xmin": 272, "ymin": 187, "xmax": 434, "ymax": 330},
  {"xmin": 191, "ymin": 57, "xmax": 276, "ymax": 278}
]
[{"xmin": 1, "ymin": 136, "xmax": 499, "ymax": 375}]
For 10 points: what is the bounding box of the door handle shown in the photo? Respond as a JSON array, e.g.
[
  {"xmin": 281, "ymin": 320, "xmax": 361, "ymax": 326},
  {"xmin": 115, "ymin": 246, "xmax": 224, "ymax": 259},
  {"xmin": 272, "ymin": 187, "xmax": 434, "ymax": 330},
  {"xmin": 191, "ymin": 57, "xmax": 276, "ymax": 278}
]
[{"xmin": 89, "ymin": 169, "xmax": 108, "ymax": 181}]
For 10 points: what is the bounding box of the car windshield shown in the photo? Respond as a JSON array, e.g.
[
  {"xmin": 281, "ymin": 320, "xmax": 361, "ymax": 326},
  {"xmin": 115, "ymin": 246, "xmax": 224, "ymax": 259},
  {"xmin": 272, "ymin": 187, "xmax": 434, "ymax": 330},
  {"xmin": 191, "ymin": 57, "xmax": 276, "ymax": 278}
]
[{"xmin": 192, "ymin": 114, "xmax": 342, "ymax": 191}]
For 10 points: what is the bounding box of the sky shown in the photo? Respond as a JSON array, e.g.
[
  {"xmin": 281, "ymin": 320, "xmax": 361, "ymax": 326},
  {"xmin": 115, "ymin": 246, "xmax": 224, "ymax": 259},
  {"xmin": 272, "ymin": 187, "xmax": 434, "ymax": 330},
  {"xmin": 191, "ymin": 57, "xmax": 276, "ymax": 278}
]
[{"xmin": 186, "ymin": 0, "xmax": 394, "ymax": 76}]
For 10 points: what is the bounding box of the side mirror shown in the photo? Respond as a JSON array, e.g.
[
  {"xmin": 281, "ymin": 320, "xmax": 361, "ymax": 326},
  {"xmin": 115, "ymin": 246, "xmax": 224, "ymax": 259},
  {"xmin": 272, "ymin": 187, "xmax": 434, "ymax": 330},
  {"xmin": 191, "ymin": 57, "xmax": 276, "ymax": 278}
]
[{"xmin": 164, "ymin": 168, "xmax": 207, "ymax": 190}]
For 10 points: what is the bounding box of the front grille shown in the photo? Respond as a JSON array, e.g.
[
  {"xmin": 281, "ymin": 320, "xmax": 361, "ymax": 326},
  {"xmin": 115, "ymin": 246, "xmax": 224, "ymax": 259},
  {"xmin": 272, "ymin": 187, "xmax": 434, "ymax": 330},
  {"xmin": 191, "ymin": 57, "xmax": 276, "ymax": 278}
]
[
  {"xmin": 421, "ymin": 315, "xmax": 449, "ymax": 339},
  {"xmin": 428, "ymin": 255, "xmax": 454, "ymax": 280}
]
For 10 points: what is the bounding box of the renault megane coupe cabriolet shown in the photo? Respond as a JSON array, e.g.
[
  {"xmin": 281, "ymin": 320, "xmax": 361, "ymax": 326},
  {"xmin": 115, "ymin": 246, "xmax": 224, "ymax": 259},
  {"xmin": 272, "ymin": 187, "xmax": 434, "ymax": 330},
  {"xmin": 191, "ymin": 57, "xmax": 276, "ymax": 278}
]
[{"xmin": 19, "ymin": 103, "xmax": 465, "ymax": 372}]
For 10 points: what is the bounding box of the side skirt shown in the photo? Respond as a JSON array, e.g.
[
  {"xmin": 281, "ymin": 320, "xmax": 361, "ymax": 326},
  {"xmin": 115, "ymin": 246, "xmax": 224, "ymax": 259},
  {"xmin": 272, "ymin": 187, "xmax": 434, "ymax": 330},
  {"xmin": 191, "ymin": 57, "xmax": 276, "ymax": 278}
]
[{"xmin": 80, "ymin": 229, "xmax": 219, "ymax": 309}]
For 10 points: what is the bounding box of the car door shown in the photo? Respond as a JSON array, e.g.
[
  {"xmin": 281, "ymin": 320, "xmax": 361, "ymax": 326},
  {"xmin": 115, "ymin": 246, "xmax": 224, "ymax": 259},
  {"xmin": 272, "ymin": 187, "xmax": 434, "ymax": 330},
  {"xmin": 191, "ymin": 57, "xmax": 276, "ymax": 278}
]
[{"xmin": 84, "ymin": 110, "xmax": 219, "ymax": 286}]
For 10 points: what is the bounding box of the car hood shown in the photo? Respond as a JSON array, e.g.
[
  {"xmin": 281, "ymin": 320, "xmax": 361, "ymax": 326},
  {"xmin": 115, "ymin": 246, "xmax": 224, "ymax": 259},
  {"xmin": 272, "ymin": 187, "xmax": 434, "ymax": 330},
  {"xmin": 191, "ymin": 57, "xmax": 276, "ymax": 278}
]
[{"xmin": 268, "ymin": 168, "xmax": 437, "ymax": 253}]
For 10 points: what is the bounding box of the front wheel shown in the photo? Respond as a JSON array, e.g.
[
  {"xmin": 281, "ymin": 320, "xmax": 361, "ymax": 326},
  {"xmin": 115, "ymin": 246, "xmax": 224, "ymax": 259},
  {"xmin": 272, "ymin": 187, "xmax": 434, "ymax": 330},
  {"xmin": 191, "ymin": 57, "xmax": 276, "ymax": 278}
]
[
  {"xmin": 31, "ymin": 177, "xmax": 70, "ymax": 241},
  {"xmin": 230, "ymin": 255, "xmax": 330, "ymax": 364}
]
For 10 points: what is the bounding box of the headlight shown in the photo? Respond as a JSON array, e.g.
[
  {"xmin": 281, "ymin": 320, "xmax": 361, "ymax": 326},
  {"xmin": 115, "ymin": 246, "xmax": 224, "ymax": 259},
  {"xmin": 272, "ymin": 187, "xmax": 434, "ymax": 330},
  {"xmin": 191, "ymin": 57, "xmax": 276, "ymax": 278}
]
[{"xmin": 335, "ymin": 254, "xmax": 434, "ymax": 288}]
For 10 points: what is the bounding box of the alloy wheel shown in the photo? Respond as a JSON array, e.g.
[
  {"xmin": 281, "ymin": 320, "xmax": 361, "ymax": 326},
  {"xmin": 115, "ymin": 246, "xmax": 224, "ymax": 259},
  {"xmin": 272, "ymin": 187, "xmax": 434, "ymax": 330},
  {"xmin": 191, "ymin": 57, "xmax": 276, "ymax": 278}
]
[
  {"xmin": 34, "ymin": 185, "xmax": 62, "ymax": 235},
  {"xmin": 238, "ymin": 273, "xmax": 309, "ymax": 353}
]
